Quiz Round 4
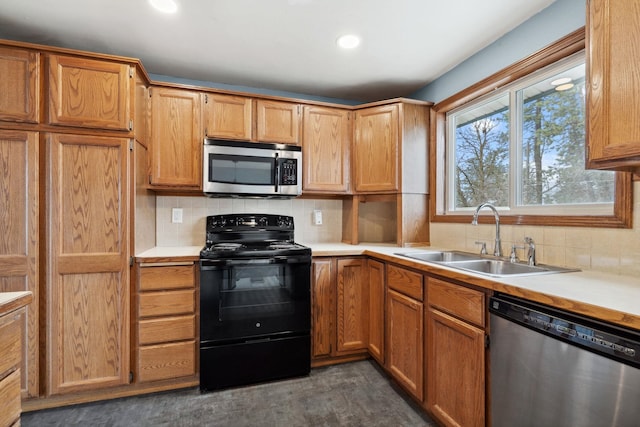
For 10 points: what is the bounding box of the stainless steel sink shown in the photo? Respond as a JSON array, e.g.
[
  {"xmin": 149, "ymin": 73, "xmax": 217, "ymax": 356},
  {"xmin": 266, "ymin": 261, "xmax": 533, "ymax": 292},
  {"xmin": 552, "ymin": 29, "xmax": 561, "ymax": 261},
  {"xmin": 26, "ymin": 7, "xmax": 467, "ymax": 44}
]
[
  {"xmin": 395, "ymin": 250, "xmax": 579, "ymax": 277},
  {"xmin": 396, "ymin": 251, "xmax": 482, "ymax": 263}
]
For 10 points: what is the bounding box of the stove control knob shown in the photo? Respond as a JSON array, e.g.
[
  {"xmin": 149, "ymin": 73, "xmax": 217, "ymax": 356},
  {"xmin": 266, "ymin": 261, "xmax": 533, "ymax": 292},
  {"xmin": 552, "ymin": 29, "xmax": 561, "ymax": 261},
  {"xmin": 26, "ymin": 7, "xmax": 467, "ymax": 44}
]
[{"xmin": 258, "ymin": 217, "xmax": 268, "ymax": 226}]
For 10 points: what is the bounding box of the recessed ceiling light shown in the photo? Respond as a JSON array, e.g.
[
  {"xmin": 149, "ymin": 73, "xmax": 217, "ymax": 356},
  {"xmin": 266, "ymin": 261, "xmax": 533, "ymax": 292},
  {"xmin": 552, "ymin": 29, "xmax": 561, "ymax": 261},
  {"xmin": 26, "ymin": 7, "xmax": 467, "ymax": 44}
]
[
  {"xmin": 551, "ymin": 77, "xmax": 572, "ymax": 86},
  {"xmin": 337, "ymin": 34, "xmax": 360, "ymax": 49},
  {"xmin": 149, "ymin": 0, "xmax": 178, "ymax": 13},
  {"xmin": 555, "ymin": 83, "xmax": 575, "ymax": 91}
]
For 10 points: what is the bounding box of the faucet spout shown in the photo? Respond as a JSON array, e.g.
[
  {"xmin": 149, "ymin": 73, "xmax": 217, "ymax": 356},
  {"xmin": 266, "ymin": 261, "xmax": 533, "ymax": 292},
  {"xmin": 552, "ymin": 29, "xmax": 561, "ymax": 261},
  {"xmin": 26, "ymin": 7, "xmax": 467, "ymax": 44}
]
[{"xmin": 471, "ymin": 202, "xmax": 502, "ymax": 257}]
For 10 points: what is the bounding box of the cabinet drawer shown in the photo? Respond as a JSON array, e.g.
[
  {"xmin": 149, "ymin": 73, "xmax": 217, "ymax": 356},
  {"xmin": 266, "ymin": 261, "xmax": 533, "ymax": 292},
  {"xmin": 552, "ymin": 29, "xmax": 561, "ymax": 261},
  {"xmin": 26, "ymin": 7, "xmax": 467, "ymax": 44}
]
[
  {"xmin": 139, "ymin": 264, "xmax": 194, "ymax": 291},
  {"xmin": 138, "ymin": 340, "xmax": 196, "ymax": 382},
  {"xmin": 0, "ymin": 313, "xmax": 21, "ymax": 377},
  {"xmin": 428, "ymin": 278, "xmax": 485, "ymax": 327},
  {"xmin": 0, "ymin": 370, "xmax": 21, "ymax": 427},
  {"xmin": 139, "ymin": 290, "xmax": 195, "ymax": 318},
  {"xmin": 139, "ymin": 315, "xmax": 195, "ymax": 345},
  {"xmin": 387, "ymin": 264, "xmax": 423, "ymax": 301}
]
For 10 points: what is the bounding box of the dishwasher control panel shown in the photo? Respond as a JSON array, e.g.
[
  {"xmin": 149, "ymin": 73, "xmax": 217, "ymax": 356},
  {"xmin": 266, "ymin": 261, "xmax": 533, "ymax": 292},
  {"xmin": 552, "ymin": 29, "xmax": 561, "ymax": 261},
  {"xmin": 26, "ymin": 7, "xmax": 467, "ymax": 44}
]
[{"xmin": 490, "ymin": 295, "xmax": 640, "ymax": 368}]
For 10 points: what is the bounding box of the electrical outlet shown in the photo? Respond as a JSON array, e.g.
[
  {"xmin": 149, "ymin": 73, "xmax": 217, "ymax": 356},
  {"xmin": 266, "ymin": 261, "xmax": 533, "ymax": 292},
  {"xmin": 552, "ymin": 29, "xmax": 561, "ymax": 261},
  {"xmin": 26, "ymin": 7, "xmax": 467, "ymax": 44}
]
[
  {"xmin": 313, "ymin": 209, "xmax": 323, "ymax": 225},
  {"xmin": 172, "ymin": 208, "xmax": 183, "ymax": 223}
]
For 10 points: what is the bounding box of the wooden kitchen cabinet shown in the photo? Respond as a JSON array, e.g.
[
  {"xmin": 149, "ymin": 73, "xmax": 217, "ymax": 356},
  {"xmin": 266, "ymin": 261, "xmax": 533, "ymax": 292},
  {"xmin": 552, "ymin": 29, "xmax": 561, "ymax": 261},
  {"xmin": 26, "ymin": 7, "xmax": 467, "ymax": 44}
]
[
  {"xmin": 0, "ymin": 130, "xmax": 39, "ymax": 399},
  {"xmin": 336, "ymin": 258, "xmax": 368, "ymax": 353},
  {"xmin": 134, "ymin": 70, "xmax": 151, "ymax": 148},
  {"xmin": 0, "ymin": 302, "xmax": 28, "ymax": 427},
  {"xmin": 353, "ymin": 104, "xmax": 399, "ymax": 192},
  {"xmin": 386, "ymin": 264, "xmax": 424, "ymax": 401},
  {"xmin": 311, "ymin": 257, "xmax": 368, "ymax": 365},
  {"xmin": 45, "ymin": 133, "xmax": 130, "ymax": 396},
  {"xmin": 149, "ymin": 86, "xmax": 203, "ymax": 189},
  {"xmin": 301, "ymin": 105, "xmax": 351, "ymax": 194},
  {"xmin": 367, "ymin": 259, "xmax": 385, "ymax": 364},
  {"xmin": 352, "ymin": 100, "xmax": 429, "ymax": 193},
  {"xmin": 0, "ymin": 46, "xmax": 39, "ymax": 123},
  {"xmin": 426, "ymin": 278, "xmax": 486, "ymax": 427},
  {"xmin": 586, "ymin": 0, "xmax": 640, "ymax": 170},
  {"xmin": 135, "ymin": 263, "xmax": 197, "ymax": 383},
  {"xmin": 47, "ymin": 54, "xmax": 132, "ymax": 131},
  {"xmin": 256, "ymin": 99, "xmax": 300, "ymax": 144},
  {"xmin": 203, "ymin": 93, "xmax": 252, "ymax": 140}
]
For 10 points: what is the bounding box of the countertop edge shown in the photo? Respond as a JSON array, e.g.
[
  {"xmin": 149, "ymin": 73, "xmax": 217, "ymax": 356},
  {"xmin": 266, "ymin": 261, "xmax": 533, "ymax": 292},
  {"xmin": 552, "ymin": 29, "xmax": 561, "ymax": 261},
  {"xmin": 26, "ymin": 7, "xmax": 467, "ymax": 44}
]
[{"xmin": 0, "ymin": 291, "xmax": 33, "ymax": 316}]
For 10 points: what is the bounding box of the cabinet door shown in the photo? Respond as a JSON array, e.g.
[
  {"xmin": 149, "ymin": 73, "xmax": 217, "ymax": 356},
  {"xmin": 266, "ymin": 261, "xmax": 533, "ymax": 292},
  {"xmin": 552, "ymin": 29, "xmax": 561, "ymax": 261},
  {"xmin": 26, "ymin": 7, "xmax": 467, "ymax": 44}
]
[
  {"xmin": 0, "ymin": 130, "xmax": 39, "ymax": 398},
  {"xmin": 587, "ymin": 0, "xmax": 640, "ymax": 169},
  {"xmin": 387, "ymin": 288, "xmax": 423, "ymax": 401},
  {"xmin": 48, "ymin": 54, "xmax": 131, "ymax": 130},
  {"xmin": 367, "ymin": 259, "xmax": 385, "ymax": 364},
  {"xmin": 336, "ymin": 258, "xmax": 368, "ymax": 354},
  {"xmin": 0, "ymin": 47, "xmax": 39, "ymax": 123},
  {"xmin": 302, "ymin": 106, "xmax": 351, "ymax": 193},
  {"xmin": 353, "ymin": 104, "xmax": 399, "ymax": 192},
  {"xmin": 256, "ymin": 100, "xmax": 300, "ymax": 144},
  {"xmin": 134, "ymin": 71, "xmax": 150, "ymax": 148},
  {"xmin": 426, "ymin": 308, "xmax": 485, "ymax": 427},
  {"xmin": 46, "ymin": 133, "xmax": 130, "ymax": 395},
  {"xmin": 203, "ymin": 93, "xmax": 252, "ymax": 140},
  {"xmin": 311, "ymin": 258, "xmax": 335, "ymax": 359},
  {"xmin": 150, "ymin": 87, "xmax": 202, "ymax": 188}
]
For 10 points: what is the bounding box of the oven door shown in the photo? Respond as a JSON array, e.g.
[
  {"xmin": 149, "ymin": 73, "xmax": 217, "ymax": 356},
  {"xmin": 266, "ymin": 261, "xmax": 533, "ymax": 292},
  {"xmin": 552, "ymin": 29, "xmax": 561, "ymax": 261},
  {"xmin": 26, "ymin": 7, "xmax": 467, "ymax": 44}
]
[{"xmin": 200, "ymin": 255, "xmax": 311, "ymax": 345}]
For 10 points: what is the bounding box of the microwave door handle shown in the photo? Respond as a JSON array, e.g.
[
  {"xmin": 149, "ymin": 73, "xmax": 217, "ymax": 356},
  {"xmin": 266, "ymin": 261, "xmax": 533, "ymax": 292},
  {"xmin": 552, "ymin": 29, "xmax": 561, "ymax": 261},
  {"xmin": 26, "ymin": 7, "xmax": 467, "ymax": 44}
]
[{"xmin": 274, "ymin": 154, "xmax": 279, "ymax": 193}]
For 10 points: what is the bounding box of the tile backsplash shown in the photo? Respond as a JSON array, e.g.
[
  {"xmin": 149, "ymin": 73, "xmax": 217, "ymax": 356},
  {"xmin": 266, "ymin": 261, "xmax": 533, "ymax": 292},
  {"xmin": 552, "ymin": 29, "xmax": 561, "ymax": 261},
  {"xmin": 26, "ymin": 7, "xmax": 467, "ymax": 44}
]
[{"xmin": 156, "ymin": 196, "xmax": 342, "ymax": 246}]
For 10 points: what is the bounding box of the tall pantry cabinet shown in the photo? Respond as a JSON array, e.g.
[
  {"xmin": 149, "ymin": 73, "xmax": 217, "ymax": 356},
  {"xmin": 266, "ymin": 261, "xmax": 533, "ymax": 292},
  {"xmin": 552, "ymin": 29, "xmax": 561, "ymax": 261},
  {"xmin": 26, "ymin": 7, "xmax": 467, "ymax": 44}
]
[
  {"xmin": 44, "ymin": 54, "xmax": 133, "ymax": 395},
  {"xmin": 0, "ymin": 46, "xmax": 40, "ymax": 399},
  {"xmin": 0, "ymin": 41, "xmax": 136, "ymax": 399}
]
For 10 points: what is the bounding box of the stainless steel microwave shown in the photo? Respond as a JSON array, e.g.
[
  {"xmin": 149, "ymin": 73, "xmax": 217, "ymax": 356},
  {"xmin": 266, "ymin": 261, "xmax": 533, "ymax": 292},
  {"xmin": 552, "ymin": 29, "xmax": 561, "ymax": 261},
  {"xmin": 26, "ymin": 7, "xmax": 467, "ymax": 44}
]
[{"xmin": 203, "ymin": 139, "xmax": 302, "ymax": 198}]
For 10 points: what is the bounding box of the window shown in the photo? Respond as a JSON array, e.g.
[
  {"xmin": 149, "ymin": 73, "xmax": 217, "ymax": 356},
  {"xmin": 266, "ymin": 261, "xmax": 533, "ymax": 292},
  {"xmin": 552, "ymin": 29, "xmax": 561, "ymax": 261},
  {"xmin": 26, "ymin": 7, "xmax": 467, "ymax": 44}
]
[
  {"xmin": 449, "ymin": 53, "xmax": 614, "ymax": 215},
  {"xmin": 431, "ymin": 29, "xmax": 632, "ymax": 228}
]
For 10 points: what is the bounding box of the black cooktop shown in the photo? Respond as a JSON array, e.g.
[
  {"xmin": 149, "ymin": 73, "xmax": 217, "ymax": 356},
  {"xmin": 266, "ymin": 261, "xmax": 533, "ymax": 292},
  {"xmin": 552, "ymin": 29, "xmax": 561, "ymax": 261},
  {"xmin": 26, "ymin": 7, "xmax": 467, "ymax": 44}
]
[{"xmin": 200, "ymin": 214, "xmax": 310, "ymax": 259}]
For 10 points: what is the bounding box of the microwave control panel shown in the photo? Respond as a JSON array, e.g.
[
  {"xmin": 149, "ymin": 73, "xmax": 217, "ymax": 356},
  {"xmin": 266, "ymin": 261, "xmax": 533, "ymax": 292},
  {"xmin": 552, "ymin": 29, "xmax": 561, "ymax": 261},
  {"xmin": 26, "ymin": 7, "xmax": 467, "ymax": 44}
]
[{"xmin": 278, "ymin": 158, "xmax": 298, "ymax": 185}]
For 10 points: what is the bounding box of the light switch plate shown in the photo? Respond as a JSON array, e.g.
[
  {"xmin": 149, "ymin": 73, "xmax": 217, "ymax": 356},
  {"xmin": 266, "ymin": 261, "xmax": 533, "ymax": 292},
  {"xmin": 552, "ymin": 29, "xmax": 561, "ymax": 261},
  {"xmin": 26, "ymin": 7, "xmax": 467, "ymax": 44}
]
[{"xmin": 172, "ymin": 208, "xmax": 183, "ymax": 223}]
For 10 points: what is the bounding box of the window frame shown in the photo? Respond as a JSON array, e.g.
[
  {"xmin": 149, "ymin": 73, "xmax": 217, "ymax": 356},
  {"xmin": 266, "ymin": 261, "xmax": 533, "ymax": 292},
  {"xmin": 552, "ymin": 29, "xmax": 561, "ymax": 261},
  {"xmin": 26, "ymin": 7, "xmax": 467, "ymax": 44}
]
[{"xmin": 429, "ymin": 28, "xmax": 632, "ymax": 228}]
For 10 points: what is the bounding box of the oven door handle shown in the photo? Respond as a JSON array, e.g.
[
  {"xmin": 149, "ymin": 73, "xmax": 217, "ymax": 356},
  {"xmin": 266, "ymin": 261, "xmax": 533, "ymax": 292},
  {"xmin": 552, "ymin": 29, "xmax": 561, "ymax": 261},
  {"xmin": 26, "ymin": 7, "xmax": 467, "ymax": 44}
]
[{"xmin": 200, "ymin": 256, "xmax": 310, "ymax": 269}]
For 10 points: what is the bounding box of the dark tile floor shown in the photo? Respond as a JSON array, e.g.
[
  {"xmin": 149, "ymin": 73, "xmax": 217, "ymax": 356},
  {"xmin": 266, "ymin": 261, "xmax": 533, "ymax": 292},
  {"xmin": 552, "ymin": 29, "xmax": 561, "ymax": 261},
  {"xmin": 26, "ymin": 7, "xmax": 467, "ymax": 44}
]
[{"xmin": 22, "ymin": 360, "xmax": 436, "ymax": 426}]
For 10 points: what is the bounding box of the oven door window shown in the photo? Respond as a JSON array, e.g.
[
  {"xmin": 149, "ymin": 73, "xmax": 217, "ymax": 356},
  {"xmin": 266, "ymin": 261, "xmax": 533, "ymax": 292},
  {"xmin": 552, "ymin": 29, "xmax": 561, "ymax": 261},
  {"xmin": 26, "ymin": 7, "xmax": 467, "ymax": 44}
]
[
  {"xmin": 210, "ymin": 154, "xmax": 274, "ymax": 185},
  {"xmin": 222, "ymin": 264, "xmax": 294, "ymax": 320}
]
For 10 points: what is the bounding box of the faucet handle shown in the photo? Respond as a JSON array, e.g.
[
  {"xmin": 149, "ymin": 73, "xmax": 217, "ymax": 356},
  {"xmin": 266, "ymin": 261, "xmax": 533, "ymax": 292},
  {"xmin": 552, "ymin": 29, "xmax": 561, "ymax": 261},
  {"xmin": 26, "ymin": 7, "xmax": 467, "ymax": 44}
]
[
  {"xmin": 475, "ymin": 241, "xmax": 488, "ymax": 255},
  {"xmin": 509, "ymin": 244, "xmax": 524, "ymax": 263}
]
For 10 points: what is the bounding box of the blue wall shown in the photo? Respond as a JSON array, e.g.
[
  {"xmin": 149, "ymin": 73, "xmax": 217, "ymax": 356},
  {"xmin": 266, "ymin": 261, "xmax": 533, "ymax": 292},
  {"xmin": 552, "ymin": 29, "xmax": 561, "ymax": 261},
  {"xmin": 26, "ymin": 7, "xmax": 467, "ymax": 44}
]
[{"xmin": 410, "ymin": 0, "xmax": 586, "ymax": 104}]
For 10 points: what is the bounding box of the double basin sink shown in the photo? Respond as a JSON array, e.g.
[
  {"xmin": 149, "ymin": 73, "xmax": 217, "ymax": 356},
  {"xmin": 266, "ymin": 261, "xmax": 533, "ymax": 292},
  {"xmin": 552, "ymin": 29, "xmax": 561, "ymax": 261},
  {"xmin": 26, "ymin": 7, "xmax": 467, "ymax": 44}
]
[{"xmin": 395, "ymin": 250, "xmax": 578, "ymax": 278}]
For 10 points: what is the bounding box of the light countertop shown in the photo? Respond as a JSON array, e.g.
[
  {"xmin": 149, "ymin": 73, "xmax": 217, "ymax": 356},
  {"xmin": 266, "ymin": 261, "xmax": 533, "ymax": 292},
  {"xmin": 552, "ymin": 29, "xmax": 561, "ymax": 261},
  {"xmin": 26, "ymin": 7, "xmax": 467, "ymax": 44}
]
[
  {"xmin": 0, "ymin": 291, "xmax": 33, "ymax": 316},
  {"xmin": 136, "ymin": 243, "xmax": 640, "ymax": 330}
]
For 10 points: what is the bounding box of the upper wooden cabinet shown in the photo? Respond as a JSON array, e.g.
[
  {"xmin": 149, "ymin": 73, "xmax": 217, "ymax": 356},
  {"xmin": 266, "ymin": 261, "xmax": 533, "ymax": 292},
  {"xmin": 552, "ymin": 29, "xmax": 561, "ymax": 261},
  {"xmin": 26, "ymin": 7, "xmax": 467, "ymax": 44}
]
[
  {"xmin": 353, "ymin": 104, "xmax": 399, "ymax": 192},
  {"xmin": 0, "ymin": 46, "xmax": 39, "ymax": 123},
  {"xmin": 134, "ymin": 70, "xmax": 151, "ymax": 147},
  {"xmin": 586, "ymin": 0, "xmax": 640, "ymax": 170},
  {"xmin": 302, "ymin": 105, "xmax": 351, "ymax": 194},
  {"xmin": 149, "ymin": 86, "xmax": 202, "ymax": 189},
  {"xmin": 353, "ymin": 101, "xmax": 429, "ymax": 193},
  {"xmin": 47, "ymin": 54, "xmax": 132, "ymax": 131},
  {"xmin": 203, "ymin": 93, "xmax": 252, "ymax": 140},
  {"xmin": 256, "ymin": 100, "xmax": 300, "ymax": 144}
]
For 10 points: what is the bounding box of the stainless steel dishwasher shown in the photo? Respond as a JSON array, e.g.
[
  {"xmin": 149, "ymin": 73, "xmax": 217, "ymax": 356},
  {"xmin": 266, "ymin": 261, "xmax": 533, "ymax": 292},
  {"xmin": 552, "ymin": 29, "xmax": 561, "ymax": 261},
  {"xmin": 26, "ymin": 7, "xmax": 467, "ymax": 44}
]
[{"xmin": 489, "ymin": 294, "xmax": 640, "ymax": 427}]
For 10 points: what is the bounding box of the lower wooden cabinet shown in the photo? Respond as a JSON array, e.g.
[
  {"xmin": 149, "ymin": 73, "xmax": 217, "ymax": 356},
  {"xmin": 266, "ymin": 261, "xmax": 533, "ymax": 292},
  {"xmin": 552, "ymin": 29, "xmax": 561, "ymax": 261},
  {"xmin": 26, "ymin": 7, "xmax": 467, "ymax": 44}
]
[
  {"xmin": 134, "ymin": 263, "xmax": 197, "ymax": 383},
  {"xmin": 367, "ymin": 259, "xmax": 385, "ymax": 364},
  {"xmin": 311, "ymin": 257, "xmax": 368, "ymax": 364},
  {"xmin": 0, "ymin": 307, "xmax": 24, "ymax": 427},
  {"xmin": 386, "ymin": 264, "xmax": 424, "ymax": 401},
  {"xmin": 426, "ymin": 278, "xmax": 487, "ymax": 427}
]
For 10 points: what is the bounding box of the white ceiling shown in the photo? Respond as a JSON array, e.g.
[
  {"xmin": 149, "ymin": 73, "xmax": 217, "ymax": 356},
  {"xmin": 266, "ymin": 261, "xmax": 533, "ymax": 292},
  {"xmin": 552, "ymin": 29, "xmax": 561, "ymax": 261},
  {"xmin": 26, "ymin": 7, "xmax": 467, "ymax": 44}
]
[{"xmin": 0, "ymin": 0, "xmax": 556, "ymax": 102}]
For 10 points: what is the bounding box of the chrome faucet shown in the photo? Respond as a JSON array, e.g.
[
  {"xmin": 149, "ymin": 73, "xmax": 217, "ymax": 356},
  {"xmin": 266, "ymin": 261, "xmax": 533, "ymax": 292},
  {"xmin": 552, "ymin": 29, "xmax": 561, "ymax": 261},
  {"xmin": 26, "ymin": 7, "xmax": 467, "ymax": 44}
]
[
  {"xmin": 524, "ymin": 237, "xmax": 536, "ymax": 266},
  {"xmin": 471, "ymin": 202, "xmax": 502, "ymax": 257}
]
